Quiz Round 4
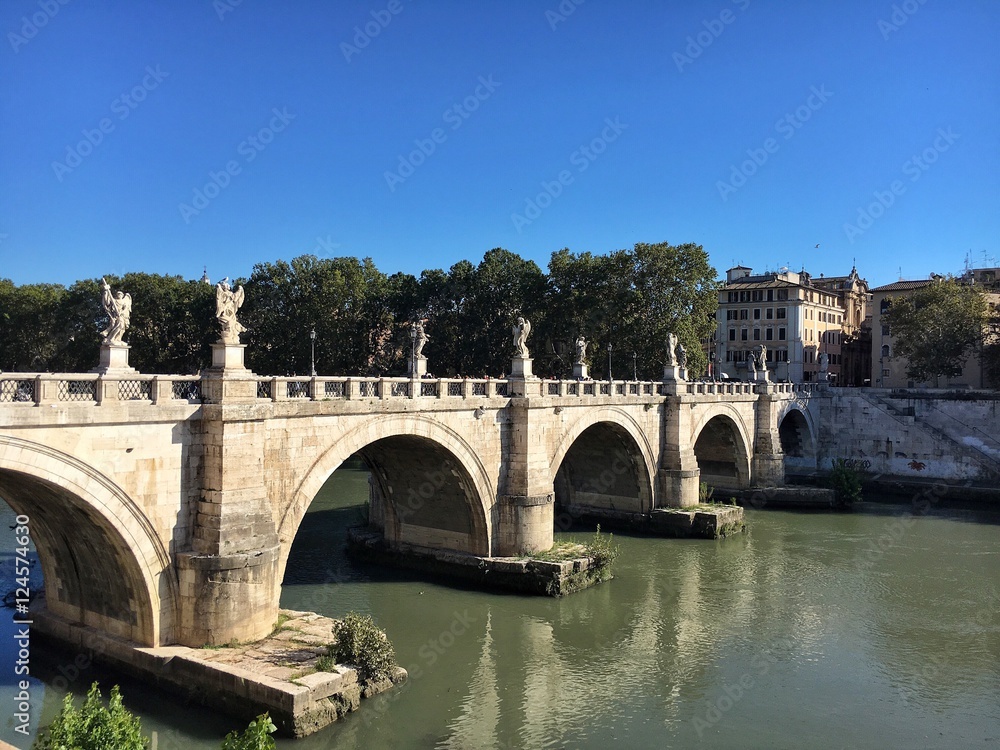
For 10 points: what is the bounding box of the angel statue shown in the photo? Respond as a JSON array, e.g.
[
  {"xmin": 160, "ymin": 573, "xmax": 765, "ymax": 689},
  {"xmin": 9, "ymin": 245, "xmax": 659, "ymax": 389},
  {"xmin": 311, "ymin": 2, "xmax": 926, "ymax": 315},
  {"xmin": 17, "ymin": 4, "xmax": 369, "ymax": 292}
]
[
  {"xmin": 413, "ymin": 320, "xmax": 429, "ymax": 358},
  {"xmin": 216, "ymin": 278, "xmax": 247, "ymax": 344},
  {"xmin": 666, "ymin": 332, "xmax": 678, "ymax": 367},
  {"xmin": 99, "ymin": 277, "xmax": 131, "ymax": 345},
  {"xmin": 574, "ymin": 335, "xmax": 587, "ymax": 364},
  {"xmin": 513, "ymin": 316, "xmax": 531, "ymax": 358}
]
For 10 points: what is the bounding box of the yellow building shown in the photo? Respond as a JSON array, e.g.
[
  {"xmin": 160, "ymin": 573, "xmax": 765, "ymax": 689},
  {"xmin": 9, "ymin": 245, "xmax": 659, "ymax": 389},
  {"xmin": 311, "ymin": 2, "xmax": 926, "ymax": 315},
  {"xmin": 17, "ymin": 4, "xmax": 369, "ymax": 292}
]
[{"xmin": 871, "ymin": 269, "xmax": 1000, "ymax": 388}]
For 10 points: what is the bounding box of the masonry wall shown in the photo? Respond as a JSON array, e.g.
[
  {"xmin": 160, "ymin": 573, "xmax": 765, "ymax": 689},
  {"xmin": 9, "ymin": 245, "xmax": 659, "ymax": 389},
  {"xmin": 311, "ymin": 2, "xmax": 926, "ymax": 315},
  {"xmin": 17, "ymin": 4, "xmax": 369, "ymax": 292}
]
[{"xmin": 818, "ymin": 390, "xmax": 1000, "ymax": 481}]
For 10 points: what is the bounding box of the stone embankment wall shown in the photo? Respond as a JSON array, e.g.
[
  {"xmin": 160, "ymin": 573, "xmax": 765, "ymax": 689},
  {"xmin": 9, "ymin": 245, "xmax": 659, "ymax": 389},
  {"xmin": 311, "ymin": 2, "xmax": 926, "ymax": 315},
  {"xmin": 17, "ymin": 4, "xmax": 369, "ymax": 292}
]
[{"xmin": 818, "ymin": 389, "xmax": 1000, "ymax": 482}]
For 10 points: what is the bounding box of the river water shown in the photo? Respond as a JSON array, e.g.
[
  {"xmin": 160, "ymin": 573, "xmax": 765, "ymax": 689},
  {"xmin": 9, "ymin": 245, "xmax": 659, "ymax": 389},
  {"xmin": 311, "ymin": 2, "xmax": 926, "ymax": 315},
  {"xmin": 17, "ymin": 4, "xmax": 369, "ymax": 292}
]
[{"xmin": 1, "ymin": 462, "xmax": 999, "ymax": 749}]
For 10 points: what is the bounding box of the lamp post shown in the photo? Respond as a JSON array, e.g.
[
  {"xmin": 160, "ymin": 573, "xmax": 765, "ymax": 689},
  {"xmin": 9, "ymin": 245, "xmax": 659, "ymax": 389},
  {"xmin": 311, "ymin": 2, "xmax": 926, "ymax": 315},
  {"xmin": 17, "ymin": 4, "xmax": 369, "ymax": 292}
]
[
  {"xmin": 309, "ymin": 327, "xmax": 316, "ymax": 377},
  {"xmin": 632, "ymin": 351, "xmax": 637, "ymax": 381},
  {"xmin": 607, "ymin": 342, "xmax": 613, "ymax": 382}
]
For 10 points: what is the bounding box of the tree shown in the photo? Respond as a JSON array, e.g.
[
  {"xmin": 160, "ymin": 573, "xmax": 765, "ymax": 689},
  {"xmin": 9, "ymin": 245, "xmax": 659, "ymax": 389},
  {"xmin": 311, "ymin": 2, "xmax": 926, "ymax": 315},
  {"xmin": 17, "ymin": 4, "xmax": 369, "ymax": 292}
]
[
  {"xmin": 883, "ymin": 278, "xmax": 989, "ymax": 384},
  {"xmin": 542, "ymin": 242, "xmax": 719, "ymax": 379},
  {"xmin": 33, "ymin": 683, "xmax": 148, "ymax": 750}
]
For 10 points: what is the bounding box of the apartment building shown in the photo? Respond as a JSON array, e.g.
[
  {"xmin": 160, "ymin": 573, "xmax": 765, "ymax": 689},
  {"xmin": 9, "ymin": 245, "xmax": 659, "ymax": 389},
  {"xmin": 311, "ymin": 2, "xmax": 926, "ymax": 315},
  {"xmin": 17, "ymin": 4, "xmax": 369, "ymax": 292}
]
[
  {"xmin": 715, "ymin": 266, "xmax": 860, "ymax": 383},
  {"xmin": 871, "ymin": 268, "xmax": 1000, "ymax": 388}
]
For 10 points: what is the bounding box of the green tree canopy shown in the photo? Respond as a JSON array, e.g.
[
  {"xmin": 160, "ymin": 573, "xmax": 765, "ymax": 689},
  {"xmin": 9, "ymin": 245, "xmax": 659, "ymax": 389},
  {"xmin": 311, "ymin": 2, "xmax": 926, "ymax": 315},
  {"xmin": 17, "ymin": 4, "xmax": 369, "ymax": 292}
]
[{"xmin": 883, "ymin": 278, "xmax": 989, "ymax": 384}]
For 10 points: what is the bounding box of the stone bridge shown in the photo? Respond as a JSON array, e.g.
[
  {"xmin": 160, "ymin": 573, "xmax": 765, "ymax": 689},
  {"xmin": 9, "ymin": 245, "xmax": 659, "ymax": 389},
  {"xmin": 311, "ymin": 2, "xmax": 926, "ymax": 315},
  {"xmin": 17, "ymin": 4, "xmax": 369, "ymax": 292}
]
[{"xmin": 0, "ymin": 368, "xmax": 824, "ymax": 649}]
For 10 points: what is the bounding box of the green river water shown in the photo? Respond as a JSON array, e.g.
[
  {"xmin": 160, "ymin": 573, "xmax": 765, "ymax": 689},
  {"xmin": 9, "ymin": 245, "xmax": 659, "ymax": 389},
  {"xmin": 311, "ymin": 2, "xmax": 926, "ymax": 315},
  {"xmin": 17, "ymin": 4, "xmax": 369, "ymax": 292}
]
[{"xmin": 2, "ymin": 462, "xmax": 999, "ymax": 749}]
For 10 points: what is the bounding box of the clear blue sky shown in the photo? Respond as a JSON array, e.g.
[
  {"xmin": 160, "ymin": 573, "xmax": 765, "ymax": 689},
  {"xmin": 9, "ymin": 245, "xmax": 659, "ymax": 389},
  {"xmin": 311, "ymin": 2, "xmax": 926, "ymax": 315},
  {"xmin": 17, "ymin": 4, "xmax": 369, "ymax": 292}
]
[{"xmin": 2, "ymin": 0, "xmax": 997, "ymax": 289}]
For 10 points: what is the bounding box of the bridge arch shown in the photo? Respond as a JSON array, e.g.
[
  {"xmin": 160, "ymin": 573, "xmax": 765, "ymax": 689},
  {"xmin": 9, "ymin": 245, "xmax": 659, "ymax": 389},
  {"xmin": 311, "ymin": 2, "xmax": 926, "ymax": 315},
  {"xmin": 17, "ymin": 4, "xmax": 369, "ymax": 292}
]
[
  {"xmin": 0, "ymin": 436, "xmax": 176, "ymax": 647},
  {"xmin": 550, "ymin": 408, "xmax": 656, "ymax": 516},
  {"xmin": 277, "ymin": 415, "xmax": 496, "ymax": 581},
  {"xmin": 690, "ymin": 406, "xmax": 752, "ymax": 491},
  {"xmin": 777, "ymin": 404, "xmax": 818, "ymax": 471}
]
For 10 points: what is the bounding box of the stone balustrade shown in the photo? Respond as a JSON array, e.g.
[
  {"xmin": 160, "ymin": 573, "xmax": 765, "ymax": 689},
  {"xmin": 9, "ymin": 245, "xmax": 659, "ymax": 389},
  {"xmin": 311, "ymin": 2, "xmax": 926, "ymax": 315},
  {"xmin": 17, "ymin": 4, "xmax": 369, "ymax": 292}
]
[
  {"xmin": 0, "ymin": 373, "xmax": 679, "ymax": 406},
  {"xmin": 0, "ymin": 373, "xmax": 203, "ymax": 406}
]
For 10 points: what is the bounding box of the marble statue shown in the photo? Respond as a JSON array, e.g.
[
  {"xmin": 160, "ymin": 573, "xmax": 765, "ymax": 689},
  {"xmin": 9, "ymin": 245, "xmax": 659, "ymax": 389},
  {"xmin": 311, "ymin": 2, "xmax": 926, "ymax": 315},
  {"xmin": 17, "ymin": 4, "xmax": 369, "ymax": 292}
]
[
  {"xmin": 818, "ymin": 351, "xmax": 829, "ymax": 377},
  {"xmin": 99, "ymin": 277, "xmax": 131, "ymax": 345},
  {"xmin": 748, "ymin": 350, "xmax": 757, "ymax": 376},
  {"xmin": 513, "ymin": 317, "xmax": 531, "ymax": 358},
  {"xmin": 666, "ymin": 333, "xmax": 678, "ymax": 367},
  {"xmin": 216, "ymin": 278, "xmax": 246, "ymax": 344},
  {"xmin": 575, "ymin": 335, "xmax": 587, "ymax": 364},
  {"xmin": 676, "ymin": 341, "xmax": 687, "ymax": 369},
  {"xmin": 414, "ymin": 320, "xmax": 429, "ymax": 358},
  {"xmin": 756, "ymin": 344, "xmax": 768, "ymax": 371}
]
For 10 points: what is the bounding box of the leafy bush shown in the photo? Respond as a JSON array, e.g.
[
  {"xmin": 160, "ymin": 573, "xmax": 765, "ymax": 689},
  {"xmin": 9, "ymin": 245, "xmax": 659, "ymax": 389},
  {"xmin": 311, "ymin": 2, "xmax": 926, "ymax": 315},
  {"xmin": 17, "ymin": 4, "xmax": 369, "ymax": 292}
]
[
  {"xmin": 698, "ymin": 482, "xmax": 715, "ymax": 503},
  {"xmin": 221, "ymin": 713, "xmax": 276, "ymax": 750},
  {"xmin": 829, "ymin": 458, "xmax": 863, "ymax": 508},
  {"xmin": 326, "ymin": 612, "xmax": 397, "ymax": 684},
  {"xmin": 33, "ymin": 683, "xmax": 148, "ymax": 750},
  {"xmin": 585, "ymin": 525, "xmax": 620, "ymax": 571}
]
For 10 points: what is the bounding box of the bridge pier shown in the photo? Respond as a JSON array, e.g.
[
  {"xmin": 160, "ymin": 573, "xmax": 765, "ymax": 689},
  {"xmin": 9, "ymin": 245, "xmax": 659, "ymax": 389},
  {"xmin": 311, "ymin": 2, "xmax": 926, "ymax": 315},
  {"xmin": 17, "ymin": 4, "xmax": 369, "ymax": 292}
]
[
  {"xmin": 498, "ymin": 396, "xmax": 555, "ymax": 555},
  {"xmin": 177, "ymin": 363, "xmax": 281, "ymax": 646}
]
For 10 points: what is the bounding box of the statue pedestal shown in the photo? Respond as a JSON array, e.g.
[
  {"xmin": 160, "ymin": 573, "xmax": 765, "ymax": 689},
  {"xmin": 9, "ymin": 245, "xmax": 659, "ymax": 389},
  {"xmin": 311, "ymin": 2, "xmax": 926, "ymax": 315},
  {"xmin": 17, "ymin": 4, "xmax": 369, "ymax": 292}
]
[
  {"xmin": 572, "ymin": 362, "xmax": 588, "ymax": 379},
  {"xmin": 754, "ymin": 369, "xmax": 770, "ymax": 384},
  {"xmin": 663, "ymin": 365, "xmax": 684, "ymax": 381},
  {"xmin": 93, "ymin": 343, "xmax": 136, "ymax": 374},
  {"xmin": 202, "ymin": 343, "xmax": 256, "ymax": 403},
  {"xmin": 409, "ymin": 356, "xmax": 428, "ymax": 378},
  {"xmin": 510, "ymin": 357, "xmax": 533, "ymax": 379},
  {"xmin": 211, "ymin": 343, "xmax": 248, "ymax": 371}
]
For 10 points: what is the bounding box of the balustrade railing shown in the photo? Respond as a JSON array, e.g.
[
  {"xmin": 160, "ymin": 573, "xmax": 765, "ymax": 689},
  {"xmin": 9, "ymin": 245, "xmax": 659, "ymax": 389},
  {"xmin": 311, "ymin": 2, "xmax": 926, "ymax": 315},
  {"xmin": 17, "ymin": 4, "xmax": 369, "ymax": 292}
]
[{"xmin": 1, "ymin": 371, "xmax": 819, "ymax": 407}]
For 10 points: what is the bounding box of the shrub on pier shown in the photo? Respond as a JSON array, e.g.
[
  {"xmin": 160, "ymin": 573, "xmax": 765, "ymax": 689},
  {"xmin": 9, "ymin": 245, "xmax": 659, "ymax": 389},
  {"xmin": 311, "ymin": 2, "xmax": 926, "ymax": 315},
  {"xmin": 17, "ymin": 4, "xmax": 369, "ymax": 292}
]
[
  {"xmin": 32, "ymin": 682, "xmax": 147, "ymax": 750},
  {"xmin": 323, "ymin": 612, "xmax": 398, "ymax": 684}
]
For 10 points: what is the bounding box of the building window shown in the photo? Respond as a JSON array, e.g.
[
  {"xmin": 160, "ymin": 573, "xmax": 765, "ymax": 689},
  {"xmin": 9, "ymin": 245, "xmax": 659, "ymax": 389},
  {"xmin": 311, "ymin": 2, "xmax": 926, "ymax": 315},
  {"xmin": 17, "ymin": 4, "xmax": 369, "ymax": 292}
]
[
  {"xmin": 729, "ymin": 329, "xmax": 736, "ymax": 341},
  {"xmin": 779, "ymin": 327, "xmax": 786, "ymax": 340},
  {"xmin": 753, "ymin": 328, "xmax": 761, "ymax": 341},
  {"xmin": 778, "ymin": 289, "xmax": 788, "ymax": 301},
  {"xmin": 766, "ymin": 308, "xmax": 773, "ymax": 319},
  {"xmin": 740, "ymin": 291, "xmax": 748, "ymax": 302},
  {"xmin": 881, "ymin": 345, "xmax": 890, "ymax": 357},
  {"xmin": 777, "ymin": 307, "xmax": 786, "ymax": 319},
  {"xmin": 767, "ymin": 289, "xmax": 774, "ymax": 301},
  {"xmin": 766, "ymin": 328, "xmax": 773, "ymax": 341},
  {"xmin": 741, "ymin": 329, "xmax": 748, "ymax": 341},
  {"xmin": 740, "ymin": 309, "xmax": 749, "ymax": 320},
  {"xmin": 882, "ymin": 369, "xmax": 890, "ymax": 377},
  {"xmin": 753, "ymin": 308, "xmax": 761, "ymax": 320},
  {"xmin": 882, "ymin": 325, "xmax": 890, "ymax": 336}
]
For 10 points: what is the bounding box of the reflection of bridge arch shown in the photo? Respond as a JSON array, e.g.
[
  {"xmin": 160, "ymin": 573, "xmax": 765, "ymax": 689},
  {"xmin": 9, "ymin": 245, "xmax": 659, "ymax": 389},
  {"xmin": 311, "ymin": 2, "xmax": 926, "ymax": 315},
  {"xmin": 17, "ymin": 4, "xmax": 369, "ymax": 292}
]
[
  {"xmin": 550, "ymin": 409, "xmax": 656, "ymax": 515},
  {"xmin": 277, "ymin": 415, "xmax": 496, "ymax": 581},
  {"xmin": 0, "ymin": 436, "xmax": 175, "ymax": 647},
  {"xmin": 690, "ymin": 407, "xmax": 752, "ymax": 490}
]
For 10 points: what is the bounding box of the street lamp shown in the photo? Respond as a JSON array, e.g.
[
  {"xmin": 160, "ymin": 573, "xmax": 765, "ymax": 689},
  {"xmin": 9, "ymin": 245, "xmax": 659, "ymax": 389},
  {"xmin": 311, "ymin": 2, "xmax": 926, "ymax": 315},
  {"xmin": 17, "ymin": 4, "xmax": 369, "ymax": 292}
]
[
  {"xmin": 632, "ymin": 351, "xmax": 637, "ymax": 381},
  {"xmin": 309, "ymin": 327, "xmax": 316, "ymax": 376},
  {"xmin": 607, "ymin": 342, "xmax": 613, "ymax": 382}
]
